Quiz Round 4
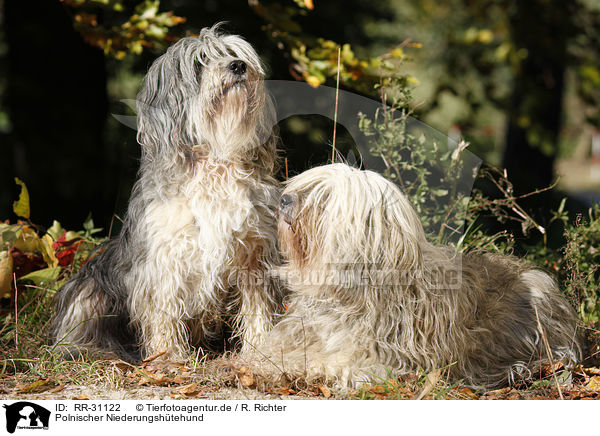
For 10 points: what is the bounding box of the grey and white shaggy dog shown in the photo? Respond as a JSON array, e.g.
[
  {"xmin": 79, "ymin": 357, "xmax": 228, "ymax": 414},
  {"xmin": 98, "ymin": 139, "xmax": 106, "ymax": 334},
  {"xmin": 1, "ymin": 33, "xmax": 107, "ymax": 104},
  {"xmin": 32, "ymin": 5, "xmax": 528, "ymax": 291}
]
[
  {"xmin": 247, "ymin": 163, "xmax": 582, "ymax": 389},
  {"xmin": 51, "ymin": 25, "xmax": 283, "ymax": 361}
]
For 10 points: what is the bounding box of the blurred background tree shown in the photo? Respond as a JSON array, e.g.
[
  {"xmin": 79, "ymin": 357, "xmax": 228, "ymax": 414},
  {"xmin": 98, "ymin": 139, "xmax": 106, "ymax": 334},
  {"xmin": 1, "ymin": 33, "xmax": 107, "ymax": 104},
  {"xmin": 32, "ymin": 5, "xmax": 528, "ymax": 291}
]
[
  {"xmin": 0, "ymin": 0, "xmax": 598, "ymax": 232},
  {"xmin": 375, "ymin": 0, "xmax": 600, "ymax": 197}
]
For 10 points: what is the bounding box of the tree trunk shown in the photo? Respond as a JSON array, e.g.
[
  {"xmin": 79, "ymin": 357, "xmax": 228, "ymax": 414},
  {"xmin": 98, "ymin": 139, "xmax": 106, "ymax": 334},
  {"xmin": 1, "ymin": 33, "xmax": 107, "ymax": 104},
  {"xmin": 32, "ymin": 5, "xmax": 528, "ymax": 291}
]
[{"xmin": 502, "ymin": 0, "xmax": 575, "ymax": 195}]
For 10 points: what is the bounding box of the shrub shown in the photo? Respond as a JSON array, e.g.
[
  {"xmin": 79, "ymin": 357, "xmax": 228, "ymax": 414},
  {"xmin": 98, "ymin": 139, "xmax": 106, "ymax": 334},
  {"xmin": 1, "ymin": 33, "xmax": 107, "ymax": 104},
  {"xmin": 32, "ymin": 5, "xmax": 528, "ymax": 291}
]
[{"xmin": 360, "ymin": 79, "xmax": 600, "ymax": 321}]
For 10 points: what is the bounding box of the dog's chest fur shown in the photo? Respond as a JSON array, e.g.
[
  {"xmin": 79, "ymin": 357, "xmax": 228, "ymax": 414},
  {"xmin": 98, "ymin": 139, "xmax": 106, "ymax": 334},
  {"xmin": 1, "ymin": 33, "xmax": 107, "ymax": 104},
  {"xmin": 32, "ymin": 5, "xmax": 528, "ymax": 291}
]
[{"xmin": 131, "ymin": 164, "xmax": 276, "ymax": 318}]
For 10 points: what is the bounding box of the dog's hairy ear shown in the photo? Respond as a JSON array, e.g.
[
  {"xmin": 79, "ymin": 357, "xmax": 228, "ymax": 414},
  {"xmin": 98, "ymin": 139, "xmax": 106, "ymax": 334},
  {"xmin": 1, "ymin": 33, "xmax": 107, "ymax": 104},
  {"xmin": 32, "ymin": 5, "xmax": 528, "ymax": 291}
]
[
  {"xmin": 359, "ymin": 176, "xmax": 426, "ymax": 272},
  {"xmin": 136, "ymin": 56, "xmax": 179, "ymax": 159},
  {"xmin": 361, "ymin": 202, "xmax": 422, "ymax": 272},
  {"xmin": 136, "ymin": 52, "xmax": 195, "ymax": 162}
]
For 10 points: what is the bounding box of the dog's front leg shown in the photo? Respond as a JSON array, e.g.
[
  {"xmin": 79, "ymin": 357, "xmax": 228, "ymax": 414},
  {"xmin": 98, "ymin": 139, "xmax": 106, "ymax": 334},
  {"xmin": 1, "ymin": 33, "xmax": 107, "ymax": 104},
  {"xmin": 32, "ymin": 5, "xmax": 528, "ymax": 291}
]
[
  {"xmin": 127, "ymin": 273, "xmax": 191, "ymax": 361},
  {"xmin": 138, "ymin": 305, "xmax": 190, "ymax": 361},
  {"xmin": 237, "ymin": 272, "xmax": 275, "ymax": 354}
]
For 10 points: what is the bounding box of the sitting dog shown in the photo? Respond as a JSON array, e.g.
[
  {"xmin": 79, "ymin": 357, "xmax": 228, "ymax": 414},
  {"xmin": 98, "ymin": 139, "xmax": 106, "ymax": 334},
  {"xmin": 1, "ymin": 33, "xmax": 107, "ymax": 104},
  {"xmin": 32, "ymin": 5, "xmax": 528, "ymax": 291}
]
[
  {"xmin": 248, "ymin": 163, "xmax": 582, "ymax": 389},
  {"xmin": 51, "ymin": 25, "xmax": 282, "ymax": 361}
]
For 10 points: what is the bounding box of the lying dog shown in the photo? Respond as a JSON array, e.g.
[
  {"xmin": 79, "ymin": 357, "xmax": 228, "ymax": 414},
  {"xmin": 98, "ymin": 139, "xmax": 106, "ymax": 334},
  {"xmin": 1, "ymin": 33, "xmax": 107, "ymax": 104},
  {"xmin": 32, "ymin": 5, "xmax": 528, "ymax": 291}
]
[{"xmin": 248, "ymin": 163, "xmax": 582, "ymax": 389}]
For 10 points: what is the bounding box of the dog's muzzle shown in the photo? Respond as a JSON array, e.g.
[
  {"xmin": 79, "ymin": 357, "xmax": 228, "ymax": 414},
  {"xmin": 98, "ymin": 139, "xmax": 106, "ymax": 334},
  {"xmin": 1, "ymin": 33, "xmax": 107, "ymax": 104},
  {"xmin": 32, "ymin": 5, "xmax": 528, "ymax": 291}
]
[{"xmin": 228, "ymin": 60, "xmax": 247, "ymax": 76}]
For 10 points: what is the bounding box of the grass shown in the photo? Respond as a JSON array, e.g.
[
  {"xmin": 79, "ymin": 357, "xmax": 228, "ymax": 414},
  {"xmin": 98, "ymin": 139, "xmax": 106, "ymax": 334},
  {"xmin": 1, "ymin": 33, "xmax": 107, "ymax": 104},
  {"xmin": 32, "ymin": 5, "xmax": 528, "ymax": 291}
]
[
  {"xmin": 1, "ymin": 282, "xmax": 599, "ymax": 400},
  {"xmin": 1, "ymin": 208, "xmax": 600, "ymax": 400}
]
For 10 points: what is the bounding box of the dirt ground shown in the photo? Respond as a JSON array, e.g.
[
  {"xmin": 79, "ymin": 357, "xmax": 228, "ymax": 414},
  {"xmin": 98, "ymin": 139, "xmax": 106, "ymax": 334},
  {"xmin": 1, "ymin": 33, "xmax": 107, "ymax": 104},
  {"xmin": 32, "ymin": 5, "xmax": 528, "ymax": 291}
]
[
  {"xmin": 2, "ymin": 356, "xmax": 600, "ymax": 401},
  {"xmin": 0, "ymin": 385, "xmax": 292, "ymax": 401}
]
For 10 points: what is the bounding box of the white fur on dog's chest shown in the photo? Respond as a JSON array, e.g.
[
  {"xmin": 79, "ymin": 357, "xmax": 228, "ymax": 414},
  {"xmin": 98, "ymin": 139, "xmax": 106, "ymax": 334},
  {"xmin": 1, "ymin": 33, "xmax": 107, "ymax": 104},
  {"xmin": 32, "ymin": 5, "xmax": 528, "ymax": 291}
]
[{"xmin": 137, "ymin": 171, "xmax": 264, "ymax": 314}]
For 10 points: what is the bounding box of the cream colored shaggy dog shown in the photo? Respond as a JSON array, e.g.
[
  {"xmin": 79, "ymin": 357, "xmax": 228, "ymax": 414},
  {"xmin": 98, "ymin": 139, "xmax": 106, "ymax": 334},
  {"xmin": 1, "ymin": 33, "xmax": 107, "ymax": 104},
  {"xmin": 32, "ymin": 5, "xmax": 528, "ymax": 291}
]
[{"xmin": 247, "ymin": 163, "xmax": 582, "ymax": 389}]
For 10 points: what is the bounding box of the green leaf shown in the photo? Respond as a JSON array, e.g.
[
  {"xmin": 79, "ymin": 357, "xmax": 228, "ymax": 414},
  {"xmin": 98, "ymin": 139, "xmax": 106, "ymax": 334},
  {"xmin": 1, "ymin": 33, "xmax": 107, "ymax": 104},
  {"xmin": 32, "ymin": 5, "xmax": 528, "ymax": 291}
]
[
  {"xmin": 557, "ymin": 197, "xmax": 566, "ymax": 215},
  {"xmin": 18, "ymin": 267, "xmax": 61, "ymax": 286},
  {"xmin": 83, "ymin": 213, "xmax": 94, "ymax": 232},
  {"xmin": 80, "ymin": 213, "xmax": 103, "ymax": 238},
  {"xmin": 431, "ymin": 188, "xmax": 449, "ymax": 197},
  {"xmin": 13, "ymin": 178, "xmax": 30, "ymax": 219},
  {"xmin": 47, "ymin": 220, "xmax": 65, "ymax": 241},
  {"xmin": 1, "ymin": 226, "xmax": 20, "ymax": 247}
]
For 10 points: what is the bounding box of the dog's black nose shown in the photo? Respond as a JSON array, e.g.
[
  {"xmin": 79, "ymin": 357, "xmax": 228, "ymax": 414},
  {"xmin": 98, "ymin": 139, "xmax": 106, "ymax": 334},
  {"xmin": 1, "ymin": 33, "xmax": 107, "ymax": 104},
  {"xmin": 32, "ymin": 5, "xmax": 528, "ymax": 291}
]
[
  {"xmin": 228, "ymin": 60, "xmax": 247, "ymax": 75},
  {"xmin": 280, "ymin": 194, "xmax": 293, "ymax": 211},
  {"xmin": 280, "ymin": 194, "xmax": 296, "ymax": 225}
]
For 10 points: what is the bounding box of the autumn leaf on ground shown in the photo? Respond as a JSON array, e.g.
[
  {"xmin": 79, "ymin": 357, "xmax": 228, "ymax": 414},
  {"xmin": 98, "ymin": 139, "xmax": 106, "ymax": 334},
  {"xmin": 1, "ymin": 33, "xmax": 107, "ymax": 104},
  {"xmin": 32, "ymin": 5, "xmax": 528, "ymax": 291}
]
[
  {"xmin": 48, "ymin": 384, "xmax": 66, "ymax": 394},
  {"xmin": 317, "ymin": 384, "xmax": 331, "ymax": 398},
  {"xmin": 583, "ymin": 367, "xmax": 600, "ymax": 377},
  {"xmin": 170, "ymin": 375, "xmax": 190, "ymax": 385},
  {"xmin": 414, "ymin": 369, "xmax": 441, "ymax": 400},
  {"xmin": 237, "ymin": 366, "xmax": 255, "ymax": 387},
  {"xmin": 137, "ymin": 369, "xmax": 168, "ymax": 386},
  {"xmin": 543, "ymin": 361, "xmax": 564, "ymax": 377},
  {"xmin": 458, "ymin": 387, "xmax": 478, "ymax": 399},
  {"xmin": 275, "ymin": 387, "xmax": 295, "ymax": 395},
  {"xmin": 142, "ymin": 350, "xmax": 167, "ymax": 363},
  {"xmin": 171, "ymin": 383, "xmax": 201, "ymax": 398},
  {"xmin": 586, "ymin": 376, "xmax": 600, "ymax": 391},
  {"xmin": 15, "ymin": 379, "xmax": 55, "ymax": 394},
  {"xmin": 369, "ymin": 384, "xmax": 386, "ymax": 394}
]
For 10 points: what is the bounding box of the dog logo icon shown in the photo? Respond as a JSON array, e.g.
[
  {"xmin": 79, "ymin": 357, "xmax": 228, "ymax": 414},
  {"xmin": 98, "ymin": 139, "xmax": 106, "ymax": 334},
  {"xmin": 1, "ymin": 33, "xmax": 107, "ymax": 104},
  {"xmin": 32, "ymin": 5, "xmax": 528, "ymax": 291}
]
[{"xmin": 3, "ymin": 402, "xmax": 50, "ymax": 433}]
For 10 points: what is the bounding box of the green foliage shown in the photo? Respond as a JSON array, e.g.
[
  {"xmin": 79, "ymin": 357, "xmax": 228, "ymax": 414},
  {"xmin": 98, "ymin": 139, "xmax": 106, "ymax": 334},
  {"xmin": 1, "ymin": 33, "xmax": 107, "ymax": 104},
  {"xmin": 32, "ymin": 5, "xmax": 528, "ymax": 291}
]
[
  {"xmin": 359, "ymin": 80, "xmax": 472, "ymax": 244},
  {"xmin": 63, "ymin": 0, "xmax": 186, "ymax": 59},
  {"xmin": 18, "ymin": 267, "xmax": 61, "ymax": 287},
  {"xmin": 251, "ymin": 0, "xmax": 416, "ymax": 93},
  {"xmin": 80, "ymin": 213, "xmax": 104, "ymax": 239},
  {"xmin": 382, "ymin": 0, "xmax": 600, "ymax": 163},
  {"xmin": 0, "ymin": 180, "xmax": 105, "ymax": 302},
  {"xmin": 559, "ymin": 205, "xmax": 600, "ymax": 321},
  {"xmin": 361, "ymin": 79, "xmax": 600, "ymax": 321}
]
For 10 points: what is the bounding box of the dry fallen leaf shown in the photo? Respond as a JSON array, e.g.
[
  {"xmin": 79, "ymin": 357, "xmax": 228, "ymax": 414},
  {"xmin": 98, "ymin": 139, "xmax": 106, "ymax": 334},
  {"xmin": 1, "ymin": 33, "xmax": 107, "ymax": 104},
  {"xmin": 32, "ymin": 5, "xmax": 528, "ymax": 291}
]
[
  {"xmin": 568, "ymin": 390, "xmax": 598, "ymax": 400},
  {"xmin": 583, "ymin": 367, "xmax": 600, "ymax": 377},
  {"xmin": 414, "ymin": 369, "xmax": 441, "ymax": 400},
  {"xmin": 317, "ymin": 384, "xmax": 331, "ymax": 398},
  {"xmin": 15, "ymin": 379, "xmax": 53, "ymax": 394},
  {"xmin": 543, "ymin": 361, "xmax": 564, "ymax": 377},
  {"xmin": 369, "ymin": 384, "xmax": 386, "ymax": 394},
  {"xmin": 171, "ymin": 383, "xmax": 199, "ymax": 397},
  {"xmin": 275, "ymin": 387, "xmax": 295, "ymax": 395},
  {"xmin": 238, "ymin": 366, "xmax": 255, "ymax": 387},
  {"xmin": 138, "ymin": 369, "xmax": 168, "ymax": 386},
  {"xmin": 586, "ymin": 376, "xmax": 600, "ymax": 391},
  {"xmin": 109, "ymin": 360, "xmax": 131, "ymax": 372},
  {"xmin": 458, "ymin": 387, "xmax": 478, "ymax": 399},
  {"xmin": 142, "ymin": 350, "xmax": 167, "ymax": 363},
  {"xmin": 171, "ymin": 375, "xmax": 189, "ymax": 385},
  {"xmin": 385, "ymin": 378, "xmax": 400, "ymax": 388},
  {"xmin": 484, "ymin": 386, "xmax": 512, "ymax": 397},
  {"xmin": 72, "ymin": 394, "xmax": 91, "ymax": 400},
  {"xmin": 48, "ymin": 383, "xmax": 66, "ymax": 394}
]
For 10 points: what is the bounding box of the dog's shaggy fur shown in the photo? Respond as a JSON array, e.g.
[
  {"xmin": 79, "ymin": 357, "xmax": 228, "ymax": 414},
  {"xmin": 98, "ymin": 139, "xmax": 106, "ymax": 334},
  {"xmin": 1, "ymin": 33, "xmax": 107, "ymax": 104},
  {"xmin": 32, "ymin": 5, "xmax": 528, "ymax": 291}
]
[
  {"xmin": 51, "ymin": 26, "xmax": 282, "ymax": 361},
  {"xmin": 248, "ymin": 163, "xmax": 582, "ymax": 389}
]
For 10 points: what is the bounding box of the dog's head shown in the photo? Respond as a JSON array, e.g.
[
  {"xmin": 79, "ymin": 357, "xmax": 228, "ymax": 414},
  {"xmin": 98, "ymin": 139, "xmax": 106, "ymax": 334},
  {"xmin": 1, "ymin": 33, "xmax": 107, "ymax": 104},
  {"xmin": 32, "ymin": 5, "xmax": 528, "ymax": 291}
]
[
  {"xmin": 136, "ymin": 24, "xmax": 275, "ymax": 164},
  {"xmin": 277, "ymin": 163, "xmax": 427, "ymax": 298}
]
